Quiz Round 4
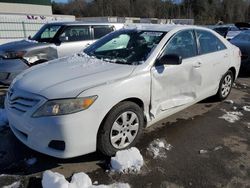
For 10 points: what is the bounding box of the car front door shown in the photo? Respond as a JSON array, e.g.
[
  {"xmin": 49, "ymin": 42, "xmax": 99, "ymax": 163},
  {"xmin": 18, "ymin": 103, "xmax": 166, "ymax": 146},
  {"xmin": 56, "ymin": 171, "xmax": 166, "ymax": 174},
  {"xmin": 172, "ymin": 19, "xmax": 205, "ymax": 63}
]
[
  {"xmin": 56, "ymin": 26, "xmax": 93, "ymax": 57},
  {"xmin": 150, "ymin": 29, "xmax": 204, "ymax": 117}
]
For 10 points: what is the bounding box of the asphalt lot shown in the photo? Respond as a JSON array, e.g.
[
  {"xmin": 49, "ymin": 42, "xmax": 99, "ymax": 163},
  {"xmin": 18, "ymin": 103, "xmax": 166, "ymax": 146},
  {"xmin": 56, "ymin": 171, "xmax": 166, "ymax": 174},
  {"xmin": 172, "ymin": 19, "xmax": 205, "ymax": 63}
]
[{"xmin": 0, "ymin": 73, "xmax": 249, "ymax": 188}]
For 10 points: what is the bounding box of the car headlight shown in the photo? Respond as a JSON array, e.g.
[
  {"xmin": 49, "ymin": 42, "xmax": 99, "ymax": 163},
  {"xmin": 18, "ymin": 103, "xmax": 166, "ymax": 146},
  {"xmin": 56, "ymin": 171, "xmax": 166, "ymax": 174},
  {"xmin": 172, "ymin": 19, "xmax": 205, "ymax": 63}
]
[
  {"xmin": 32, "ymin": 96, "xmax": 97, "ymax": 117},
  {"xmin": 4, "ymin": 51, "xmax": 26, "ymax": 59}
]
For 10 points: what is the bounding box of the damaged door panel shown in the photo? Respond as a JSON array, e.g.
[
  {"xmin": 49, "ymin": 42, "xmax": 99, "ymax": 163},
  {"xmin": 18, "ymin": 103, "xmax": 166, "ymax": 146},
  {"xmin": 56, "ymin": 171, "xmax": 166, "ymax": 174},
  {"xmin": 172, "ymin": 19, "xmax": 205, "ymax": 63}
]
[
  {"xmin": 150, "ymin": 29, "xmax": 202, "ymax": 117},
  {"xmin": 151, "ymin": 58, "xmax": 202, "ymax": 116}
]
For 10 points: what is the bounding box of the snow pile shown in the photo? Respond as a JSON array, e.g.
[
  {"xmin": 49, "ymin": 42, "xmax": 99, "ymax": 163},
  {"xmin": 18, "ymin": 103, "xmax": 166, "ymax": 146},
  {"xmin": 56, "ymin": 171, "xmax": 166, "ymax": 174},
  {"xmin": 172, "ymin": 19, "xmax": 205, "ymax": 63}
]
[
  {"xmin": 25, "ymin": 157, "xmax": 37, "ymax": 166},
  {"xmin": 219, "ymin": 111, "xmax": 243, "ymax": 123},
  {"xmin": 0, "ymin": 108, "xmax": 8, "ymax": 127},
  {"xmin": 242, "ymin": 106, "xmax": 250, "ymax": 112},
  {"xmin": 111, "ymin": 147, "xmax": 144, "ymax": 173},
  {"xmin": 42, "ymin": 170, "xmax": 130, "ymax": 188},
  {"xmin": 2, "ymin": 181, "xmax": 20, "ymax": 188},
  {"xmin": 199, "ymin": 150, "xmax": 208, "ymax": 154},
  {"xmin": 224, "ymin": 100, "xmax": 234, "ymax": 104},
  {"xmin": 147, "ymin": 139, "xmax": 173, "ymax": 159}
]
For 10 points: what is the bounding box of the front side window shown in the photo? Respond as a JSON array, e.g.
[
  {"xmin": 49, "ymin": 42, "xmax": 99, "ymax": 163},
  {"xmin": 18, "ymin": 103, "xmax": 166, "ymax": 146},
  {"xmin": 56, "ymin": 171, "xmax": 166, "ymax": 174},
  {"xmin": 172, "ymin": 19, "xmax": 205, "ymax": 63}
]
[
  {"xmin": 93, "ymin": 26, "xmax": 114, "ymax": 39},
  {"xmin": 197, "ymin": 30, "xmax": 227, "ymax": 55},
  {"xmin": 162, "ymin": 30, "xmax": 197, "ymax": 59},
  {"xmin": 84, "ymin": 30, "xmax": 166, "ymax": 65},
  {"xmin": 59, "ymin": 26, "xmax": 91, "ymax": 42},
  {"xmin": 32, "ymin": 24, "xmax": 61, "ymax": 43}
]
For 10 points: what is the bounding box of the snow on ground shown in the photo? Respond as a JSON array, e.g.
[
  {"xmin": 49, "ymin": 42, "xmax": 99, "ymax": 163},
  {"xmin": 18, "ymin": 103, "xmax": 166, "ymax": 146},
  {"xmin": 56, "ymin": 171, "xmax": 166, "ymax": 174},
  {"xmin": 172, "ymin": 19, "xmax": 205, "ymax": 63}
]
[
  {"xmin": 147, "ymin": 138, "xmax": 173, "ymax": 159},
  {"xmin": 25, "ymin": 157, "xmax": 37, "ymax": 166},
  {"xmin": 244, "ymin": 122, "xmax": 250, "ymax": 129},
  {"xmin": 224, "ymin": 100, "xmax": 234, "ymax": 104},
  {"xmin": 242, "ymin": 106, "xmax": 250, "ymax": 112},
  {"xmin": 0, "ymin": 108, "xmax": 8, "ymax": 127},
  {"xmin": 42, "ymin": 170, "xmax": 130, "ymax": 188},
  {"xmin": 2, "ymin": 181, "xmax": 20, "ymax": 188},
  {"xmin": 219, "ymin": 110, "xmax": 243, "ymax": 123},
  {"xmin": 111, "ymin": 147, "xmax": 143, "ymax": 173}
]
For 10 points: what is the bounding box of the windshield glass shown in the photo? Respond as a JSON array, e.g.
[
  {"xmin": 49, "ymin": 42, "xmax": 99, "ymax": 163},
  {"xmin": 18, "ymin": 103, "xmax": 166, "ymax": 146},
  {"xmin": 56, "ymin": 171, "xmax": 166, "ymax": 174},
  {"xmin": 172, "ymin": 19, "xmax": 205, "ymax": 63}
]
[
  {"xmin": 84, "ymin": 29, "xmax": 166, "ymax": 65},
  {"xmin": 32, "ymin": 24, "xmax": 62, "ymax": 43}
]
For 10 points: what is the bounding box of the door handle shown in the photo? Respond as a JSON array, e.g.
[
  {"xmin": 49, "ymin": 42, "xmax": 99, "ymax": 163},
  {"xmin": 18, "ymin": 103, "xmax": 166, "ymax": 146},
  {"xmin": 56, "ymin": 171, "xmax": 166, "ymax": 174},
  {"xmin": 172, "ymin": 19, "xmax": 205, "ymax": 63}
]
[
  {"xmin": 193, "ymin": 62, "xmax": 202, "ymax": 68},
  {"xmin": 224, "ymin": 53, "xmax": 229, "ymax": 58}
]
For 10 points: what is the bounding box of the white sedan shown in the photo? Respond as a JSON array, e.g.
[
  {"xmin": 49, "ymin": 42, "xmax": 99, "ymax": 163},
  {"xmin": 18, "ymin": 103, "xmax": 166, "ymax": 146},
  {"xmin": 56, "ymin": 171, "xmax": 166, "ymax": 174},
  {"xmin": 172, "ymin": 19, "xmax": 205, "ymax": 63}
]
[{"xmin": 5, "ymin": 24, "xmax": 241, "ymax": 158}]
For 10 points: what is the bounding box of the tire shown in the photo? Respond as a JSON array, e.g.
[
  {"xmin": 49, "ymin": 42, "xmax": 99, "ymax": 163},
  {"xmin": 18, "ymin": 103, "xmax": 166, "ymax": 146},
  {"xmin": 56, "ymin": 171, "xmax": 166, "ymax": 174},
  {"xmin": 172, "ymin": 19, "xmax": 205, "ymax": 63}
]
[
  {"xmin": 216, "ymin": 70, "xmax": 234, "ymax": 101},
  {"xmin": 97, "ymin": 101, "xmax": 144, "ymax": 156}
]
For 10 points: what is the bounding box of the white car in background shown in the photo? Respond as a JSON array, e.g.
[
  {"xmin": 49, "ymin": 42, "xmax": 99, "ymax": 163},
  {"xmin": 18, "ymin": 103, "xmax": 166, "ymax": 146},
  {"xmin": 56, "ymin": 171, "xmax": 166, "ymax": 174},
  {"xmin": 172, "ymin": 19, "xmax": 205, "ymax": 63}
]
[
  {"xmin": 5, "ymin": 24, "xmax": 241, "ymax": 158},
  {"xmin": 0, "ymin": 22, "xmax": 123, "ymax": 84}
]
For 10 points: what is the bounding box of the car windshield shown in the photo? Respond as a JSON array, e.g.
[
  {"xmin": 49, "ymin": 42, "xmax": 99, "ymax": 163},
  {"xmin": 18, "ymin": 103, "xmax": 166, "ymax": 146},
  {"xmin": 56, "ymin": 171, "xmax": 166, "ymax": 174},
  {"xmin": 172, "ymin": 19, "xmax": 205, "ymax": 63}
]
[
  {"xmin": 31, "ymin": 24, "xmax": 62, "ymax": 43},
  {"xmin": 84, "ymin": 29, "xmax": 166, "ymax": 65}
]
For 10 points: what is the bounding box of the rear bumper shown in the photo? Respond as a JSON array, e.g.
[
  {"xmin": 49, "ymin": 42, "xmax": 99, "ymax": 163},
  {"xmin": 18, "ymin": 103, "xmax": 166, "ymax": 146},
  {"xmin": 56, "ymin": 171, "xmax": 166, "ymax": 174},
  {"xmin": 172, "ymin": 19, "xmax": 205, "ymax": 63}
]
[{"xmin": 0, "ymin": 59, "xmax": 29, "ymax": 85}]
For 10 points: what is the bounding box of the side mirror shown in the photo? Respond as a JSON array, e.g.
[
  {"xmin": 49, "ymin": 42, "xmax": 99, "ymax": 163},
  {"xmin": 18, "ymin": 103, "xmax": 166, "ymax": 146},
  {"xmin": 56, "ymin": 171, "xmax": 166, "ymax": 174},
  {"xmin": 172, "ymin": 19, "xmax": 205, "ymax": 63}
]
[
  {"xmin": 158, "ymin": 54, "xmax": 182, "ymax": 65},
  {"xmin": 28, "ymin": 35, "xmax": 32, "ymax": 40},
  {"xmin": 59, "ymin": 36, "xmax": 69, "ymax": 42}
]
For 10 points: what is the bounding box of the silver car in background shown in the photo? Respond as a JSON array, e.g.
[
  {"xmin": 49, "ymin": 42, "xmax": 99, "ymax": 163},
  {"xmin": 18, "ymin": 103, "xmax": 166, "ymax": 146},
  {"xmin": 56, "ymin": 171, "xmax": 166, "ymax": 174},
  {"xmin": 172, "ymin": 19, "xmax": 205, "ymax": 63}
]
[{"xmin": 0, "ymin": 22, "xmax": 123, "ymax": 84}]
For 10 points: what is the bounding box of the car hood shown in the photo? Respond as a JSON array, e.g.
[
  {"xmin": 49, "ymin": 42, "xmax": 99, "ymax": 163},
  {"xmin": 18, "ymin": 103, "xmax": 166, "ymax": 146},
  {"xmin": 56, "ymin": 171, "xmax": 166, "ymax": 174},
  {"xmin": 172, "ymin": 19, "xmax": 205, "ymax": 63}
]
[
  {"xmin": 12, "ymin": 54, "xmax": 136, "ymax": 99},
  {"xmin": 0, "ymin": 39, "xmax": 47, "ymax": 53}
]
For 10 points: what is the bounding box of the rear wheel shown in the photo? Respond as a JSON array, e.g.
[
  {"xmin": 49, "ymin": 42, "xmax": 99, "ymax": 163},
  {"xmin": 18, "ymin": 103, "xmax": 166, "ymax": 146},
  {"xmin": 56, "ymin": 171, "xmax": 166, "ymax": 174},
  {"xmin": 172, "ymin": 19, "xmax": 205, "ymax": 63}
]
[
  {"xmin": 216, "ymin": 70, "xmax": 234, "ymax": 101},
  {"xmin": 97, "ymin": 101, "xmax": 144, "ymax": 156}
]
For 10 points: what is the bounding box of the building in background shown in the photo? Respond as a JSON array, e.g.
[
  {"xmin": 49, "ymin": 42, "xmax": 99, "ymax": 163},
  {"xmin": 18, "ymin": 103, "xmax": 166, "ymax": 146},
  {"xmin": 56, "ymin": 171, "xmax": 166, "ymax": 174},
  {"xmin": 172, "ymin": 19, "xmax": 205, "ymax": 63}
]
[
  {"xmin": 0, "ymin": 0, "xmax": 52, "ymax": 15},
  {"xmin": 0, "ymin": 0, "xmax": 75, "ymax": 44}
]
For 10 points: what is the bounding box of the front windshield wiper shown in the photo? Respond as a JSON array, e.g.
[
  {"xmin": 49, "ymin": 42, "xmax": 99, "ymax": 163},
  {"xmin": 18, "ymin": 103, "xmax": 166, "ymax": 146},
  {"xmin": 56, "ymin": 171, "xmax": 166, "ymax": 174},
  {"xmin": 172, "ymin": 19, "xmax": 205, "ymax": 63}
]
[{"xmin": 86, "ymin": 53, "xmax": 139, "ymax": 65}]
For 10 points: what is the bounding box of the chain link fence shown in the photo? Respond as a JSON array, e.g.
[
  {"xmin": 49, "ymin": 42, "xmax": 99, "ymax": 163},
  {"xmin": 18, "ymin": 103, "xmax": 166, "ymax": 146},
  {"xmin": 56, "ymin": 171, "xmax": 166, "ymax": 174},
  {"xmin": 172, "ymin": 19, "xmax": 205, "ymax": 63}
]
[{"xmin": 0, "ymin": 21, "xmax": 45, "ymax": 39}]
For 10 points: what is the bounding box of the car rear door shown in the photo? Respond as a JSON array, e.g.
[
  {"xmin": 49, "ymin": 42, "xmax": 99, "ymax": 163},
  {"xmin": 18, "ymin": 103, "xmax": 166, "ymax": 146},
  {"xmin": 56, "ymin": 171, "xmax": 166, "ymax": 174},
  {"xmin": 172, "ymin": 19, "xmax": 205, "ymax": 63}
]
[
  {"xmin": 150, "ymin": 29, "xmax": 204, "ymax": 117},
  {"xmin": 56, "ymin": 25, "xmax": 93, "ymax": 57},
  {"xmin": 195, "ymin": 29, "xmax": 229, "ymax": 97}
]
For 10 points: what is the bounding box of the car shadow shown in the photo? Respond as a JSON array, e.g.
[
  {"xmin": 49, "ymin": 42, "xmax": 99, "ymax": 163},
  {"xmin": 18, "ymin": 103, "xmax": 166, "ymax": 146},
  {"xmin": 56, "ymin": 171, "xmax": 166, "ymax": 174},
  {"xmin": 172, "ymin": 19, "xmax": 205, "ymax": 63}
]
[{"xmin": 238, "ymin": 69, "xmax": 250, "ymax": 78}]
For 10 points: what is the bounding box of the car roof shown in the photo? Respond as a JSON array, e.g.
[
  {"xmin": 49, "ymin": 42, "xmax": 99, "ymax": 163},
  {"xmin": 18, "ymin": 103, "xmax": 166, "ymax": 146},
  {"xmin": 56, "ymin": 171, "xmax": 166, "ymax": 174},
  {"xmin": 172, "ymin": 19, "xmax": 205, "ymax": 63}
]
[
  {"xmin": 46, "ymin": 21, "xmax": 124, "ymax": 27},
  {"xmin": 124, "ymin": 23, "xmax": 208, "ymax": 32}
]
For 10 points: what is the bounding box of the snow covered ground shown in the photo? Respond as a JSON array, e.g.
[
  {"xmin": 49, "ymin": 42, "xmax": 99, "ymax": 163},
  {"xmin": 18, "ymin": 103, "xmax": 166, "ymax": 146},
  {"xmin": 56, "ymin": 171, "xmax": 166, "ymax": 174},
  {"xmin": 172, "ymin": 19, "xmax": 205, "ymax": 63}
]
[
  {"xmin": 0, "ymin": 108, "xmax": 8, "ymax": 127},
  {"xmin": 2, "ymin": 181, "xmax": 20, "ymax": 188},
  {"xmin": 110, "ymin": 147, "xmax": 144, "ymax": 173},
  {"xmin": 42, "ymin": 148, "xmax": 144, "ymax": 188},
  {"xmin": 147, "ymin": 138, "xmax": 172, "ymax": 159},
  {"xmin": 219, "ymin": 110, "xmax": 243, "ymax": 123},
  {"xmin": 242, "ymin": 106, "xmax": 250, "ymax": 112},
  {"xmin": 42, "ymin": 170, "xmax": 130, "ymax": 188}
]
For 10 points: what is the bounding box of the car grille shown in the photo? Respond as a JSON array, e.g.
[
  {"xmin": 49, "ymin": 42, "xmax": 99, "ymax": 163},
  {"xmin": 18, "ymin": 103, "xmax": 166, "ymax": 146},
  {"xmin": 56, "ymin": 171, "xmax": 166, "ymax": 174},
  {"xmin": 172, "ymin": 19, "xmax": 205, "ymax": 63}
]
[{"xmin": 7, "ymin": 89, "xmax": 40, "ymax": 113}]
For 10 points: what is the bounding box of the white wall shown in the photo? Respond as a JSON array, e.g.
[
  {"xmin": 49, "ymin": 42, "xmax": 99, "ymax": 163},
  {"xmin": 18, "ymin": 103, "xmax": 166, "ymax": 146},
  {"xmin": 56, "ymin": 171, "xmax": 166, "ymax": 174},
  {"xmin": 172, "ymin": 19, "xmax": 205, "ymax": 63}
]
[{"xmin": 0, "ymin": 2, "xmax": 52, "ymax": 15}]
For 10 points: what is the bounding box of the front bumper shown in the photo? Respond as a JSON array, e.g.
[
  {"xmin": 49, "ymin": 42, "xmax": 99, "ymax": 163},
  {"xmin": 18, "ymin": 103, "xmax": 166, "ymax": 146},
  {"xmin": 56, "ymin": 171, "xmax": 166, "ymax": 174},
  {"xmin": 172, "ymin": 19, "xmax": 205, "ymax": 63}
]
[
  {"xmin": 5, "ymin": 88, "xmax": 103, "ymax": 158},
  {"xmin": 0, "ymin": 59, "xmax": 29, "ymax": 85}
]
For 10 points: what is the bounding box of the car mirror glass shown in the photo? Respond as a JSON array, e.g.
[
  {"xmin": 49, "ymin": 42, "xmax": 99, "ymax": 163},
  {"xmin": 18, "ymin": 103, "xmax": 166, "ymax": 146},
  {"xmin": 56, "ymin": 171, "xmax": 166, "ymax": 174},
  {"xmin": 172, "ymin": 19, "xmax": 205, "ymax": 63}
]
[{"xmin": 159, "ymin": 54, "xmax": 182, "ymax": 65}]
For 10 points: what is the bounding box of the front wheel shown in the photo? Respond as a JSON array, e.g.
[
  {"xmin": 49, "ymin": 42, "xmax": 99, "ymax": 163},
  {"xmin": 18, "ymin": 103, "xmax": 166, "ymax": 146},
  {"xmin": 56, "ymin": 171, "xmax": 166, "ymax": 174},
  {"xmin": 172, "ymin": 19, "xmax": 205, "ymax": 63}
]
[
  {"xmin": 97, "ymin": 101, "xmax": 144, "ymax": 156},
  {"xmin": 216, "ymin": 70, "xmax": 234, "ymax": 101}
]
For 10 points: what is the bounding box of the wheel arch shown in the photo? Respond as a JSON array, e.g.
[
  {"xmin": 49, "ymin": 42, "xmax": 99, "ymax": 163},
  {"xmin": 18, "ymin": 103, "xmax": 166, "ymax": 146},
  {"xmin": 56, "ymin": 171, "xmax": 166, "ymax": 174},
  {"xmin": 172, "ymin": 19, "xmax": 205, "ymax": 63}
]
[
  {"xmin": 229, "ymin": 66, "xmax": 236, "ymax": 81},
  {"xmin": 97, "ymin": 97, "xmax": 145, "ymax": 138}
]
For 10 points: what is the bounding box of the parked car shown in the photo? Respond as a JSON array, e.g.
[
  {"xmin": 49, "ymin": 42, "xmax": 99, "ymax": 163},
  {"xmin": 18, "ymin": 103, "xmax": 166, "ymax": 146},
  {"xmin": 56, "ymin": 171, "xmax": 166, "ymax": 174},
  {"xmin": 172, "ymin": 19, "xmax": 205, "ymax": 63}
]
[
  {"xmin": 230, "ymin": 30, "xmax": 250, "ymax": 72},
  {"xmin": 0, "ymin": 22, "xmax": 123, "ymax": 85},
  {"xmin": 5, "ymin": 24, "xmax": 241, "ymax": 158},
  {"xmin": 213, "ymin": 23, "xmax": 250, "ymax": 41}
]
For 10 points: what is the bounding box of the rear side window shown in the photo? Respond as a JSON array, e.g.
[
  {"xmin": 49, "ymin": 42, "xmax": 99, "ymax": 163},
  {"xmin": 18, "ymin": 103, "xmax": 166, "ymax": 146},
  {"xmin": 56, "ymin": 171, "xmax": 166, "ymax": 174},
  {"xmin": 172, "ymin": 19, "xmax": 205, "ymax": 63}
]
[
  {"xmin": 93, "ymin": 26, "xmax": 114, "ymax": 39},
  {"xmin": 196, "ymin": 30, "xmax": 227, "ymax": 55},
  {"xmin": 163, "ymin": 30, "xmax": 197, "ymax": 59},
  {"xmin": 59, "ymin": 26, "xmax": 91, "ymax": 42}
]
